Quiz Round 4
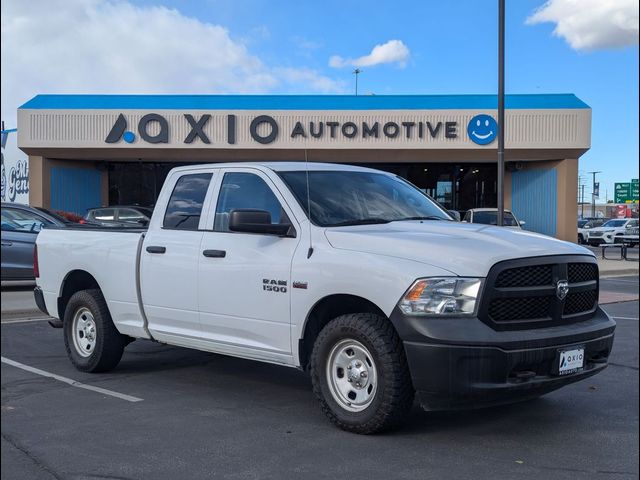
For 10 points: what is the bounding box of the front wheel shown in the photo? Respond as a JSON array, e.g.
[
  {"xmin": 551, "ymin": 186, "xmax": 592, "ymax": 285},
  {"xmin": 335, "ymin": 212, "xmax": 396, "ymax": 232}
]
[
  {"xmin": 63, "ymin": 289, "xmax": 127, "ymax": 373},
  {"xmin": 310, "ymin": 313, "xmax": 414, "ymax": 434}
]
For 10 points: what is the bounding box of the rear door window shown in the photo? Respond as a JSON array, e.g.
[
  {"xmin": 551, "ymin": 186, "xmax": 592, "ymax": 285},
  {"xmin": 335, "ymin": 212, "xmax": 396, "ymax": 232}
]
[{"xmin": 163, "ymin": 173, "xmax": 213, "ymax": 230}]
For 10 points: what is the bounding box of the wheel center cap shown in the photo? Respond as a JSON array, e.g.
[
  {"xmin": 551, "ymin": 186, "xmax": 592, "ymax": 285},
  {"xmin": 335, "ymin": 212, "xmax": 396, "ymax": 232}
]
[{"xmin": 348, "ymin": 361, "xmax": 368, "ymax": 388}]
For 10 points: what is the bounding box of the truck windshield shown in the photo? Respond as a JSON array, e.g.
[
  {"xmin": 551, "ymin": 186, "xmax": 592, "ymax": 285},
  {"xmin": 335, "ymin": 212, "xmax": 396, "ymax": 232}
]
[
  {"xmin": 278, "ymin": 170, "xmax": 452, "ymax": 227},
  {"xmin": 602, "ymin": 220, "xmax": 627, "ymax": 228}
]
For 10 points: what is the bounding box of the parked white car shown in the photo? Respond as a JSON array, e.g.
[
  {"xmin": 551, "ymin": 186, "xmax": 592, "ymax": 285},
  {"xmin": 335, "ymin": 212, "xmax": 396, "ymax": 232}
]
[
  {"xmin": 587, "ymin": 218, "xmax": 639, "ymax": 247},
  {"xmin": 33, "ymin": 162, "xmax": 614, "ymax": 434},
  {"xmin": 577, "ymin": 218, "xmax": 608, "ymax": 245},
  {"xmin": 462, "ymin": 208, "xmax": 524, "ymax": 229}
]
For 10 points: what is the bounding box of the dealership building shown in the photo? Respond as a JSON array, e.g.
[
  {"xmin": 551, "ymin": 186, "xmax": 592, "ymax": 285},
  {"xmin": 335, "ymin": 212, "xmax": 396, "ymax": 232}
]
[{"xmin": 16, "ymin": 94, "xmax": 591, "ymax": 241}]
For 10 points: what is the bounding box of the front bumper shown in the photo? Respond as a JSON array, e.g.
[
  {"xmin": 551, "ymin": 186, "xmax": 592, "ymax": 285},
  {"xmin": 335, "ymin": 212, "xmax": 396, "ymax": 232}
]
[
  {"xmin": 588, "ymin": 236, "xmax": 612, "ymax": 245},
  {"xmin": 390, "ymin": 307, "xmax": 616, "ymax": 411}
]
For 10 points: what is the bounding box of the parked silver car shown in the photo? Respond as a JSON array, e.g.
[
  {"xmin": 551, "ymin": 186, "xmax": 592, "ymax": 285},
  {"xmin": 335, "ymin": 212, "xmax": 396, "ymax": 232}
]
[
  {"xmin": 84, "ymin": 205, "xmax": 153, "ymax": 226},
  {"xmin": 462, "ymin": 208, "xmax": 525, "ymax": 229},
  {"xmin": 1, "ymin": 203, "xmax": 67, "ymax": 282}
]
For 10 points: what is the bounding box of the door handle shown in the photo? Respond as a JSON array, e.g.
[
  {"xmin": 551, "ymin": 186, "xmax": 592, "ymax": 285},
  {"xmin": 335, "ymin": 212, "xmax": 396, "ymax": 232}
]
[
  {"xmin": 1, "ymin": 241, "xmax": 13, "ymax": 247},
  {"xmin": 146, "ymin": 246, "xmax": 166, "ymax": 254},
  {"xmin": 203, "ymin": 249, "xmax": 226, "ymax": 258}
]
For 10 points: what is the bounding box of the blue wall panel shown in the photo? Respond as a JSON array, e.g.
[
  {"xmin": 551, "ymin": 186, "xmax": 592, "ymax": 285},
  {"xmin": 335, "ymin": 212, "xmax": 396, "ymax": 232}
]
[
  {"xmin": 511, "ymin": 168, "xmax": 557, "ymax": 237},
  {"xmin": 50, "ymin": 167, "xmax": 102, "ymax": 215}
]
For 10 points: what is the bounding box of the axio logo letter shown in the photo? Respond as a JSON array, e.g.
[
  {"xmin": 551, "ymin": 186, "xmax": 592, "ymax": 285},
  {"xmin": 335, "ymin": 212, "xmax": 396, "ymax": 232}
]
[
  {"xmin": 105, "ymin": 113, "xmax": 169, "ymax": 144},
  {"xmin": 467, "ymin": 114, "xmax": 497, "ymax": 145}
]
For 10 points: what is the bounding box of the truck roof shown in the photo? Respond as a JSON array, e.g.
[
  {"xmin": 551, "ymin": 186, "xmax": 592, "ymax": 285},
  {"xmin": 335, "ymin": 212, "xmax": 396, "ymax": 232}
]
[{"xmin": 168, "ymin": 162, "xmax": 386, "ymax": 174}]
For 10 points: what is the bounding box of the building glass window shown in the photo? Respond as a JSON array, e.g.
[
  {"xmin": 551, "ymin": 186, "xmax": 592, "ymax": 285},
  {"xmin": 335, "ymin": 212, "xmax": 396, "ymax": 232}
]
[
  {"xmin": 163, "ymin": 173, "xmax": 212, "ymax": 230},
  {"xmin": 108, "ymin": 161, "xmax": 498, "ymax": 221}
]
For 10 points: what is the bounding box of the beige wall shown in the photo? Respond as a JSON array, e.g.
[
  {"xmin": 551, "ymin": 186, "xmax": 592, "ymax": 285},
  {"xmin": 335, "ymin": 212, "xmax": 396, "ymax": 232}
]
[
  {"xmin": 28, "ymin": 156, "xmax": 50, "ymax": 208},
  {"xmin": 504, "ymin": 170, "xmax": 512, "ymax": 210},
  {"xmin": 555, "ymin": 159, "xmax": 578, "ymax": 242}
]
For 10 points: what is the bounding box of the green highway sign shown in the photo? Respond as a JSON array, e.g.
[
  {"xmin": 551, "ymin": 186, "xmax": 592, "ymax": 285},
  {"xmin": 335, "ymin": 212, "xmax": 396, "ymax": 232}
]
[
  {"xmin": 615, "ymin": 182, "xmax": 631, "ymax": 203},
  {"xmin": 615, "ymin": 180, "xmax": 640, "ymax": 204}
]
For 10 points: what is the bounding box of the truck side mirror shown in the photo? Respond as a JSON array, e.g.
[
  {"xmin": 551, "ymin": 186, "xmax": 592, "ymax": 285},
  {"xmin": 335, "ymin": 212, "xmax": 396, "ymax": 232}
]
[{"xmin": 229, "ymin": 209, "xmax": 295, "ymax": 237}]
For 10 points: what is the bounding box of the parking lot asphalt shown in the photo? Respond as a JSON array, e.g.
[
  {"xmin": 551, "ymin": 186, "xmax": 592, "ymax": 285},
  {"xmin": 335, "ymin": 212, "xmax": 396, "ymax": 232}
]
[{"xmin": 1, "ymin": 278, "xmax": 638, "ymax": 480}]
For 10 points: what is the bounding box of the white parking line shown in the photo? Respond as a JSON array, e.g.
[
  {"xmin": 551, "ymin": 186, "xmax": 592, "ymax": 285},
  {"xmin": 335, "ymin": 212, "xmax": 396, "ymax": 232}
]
[
  {"xmin": 1, "ymin": 356, "xmax": 143, "ymax": 403},
  {"xmin": 612, "ymin": 316, "xmax": 639, "ymax": 321}
]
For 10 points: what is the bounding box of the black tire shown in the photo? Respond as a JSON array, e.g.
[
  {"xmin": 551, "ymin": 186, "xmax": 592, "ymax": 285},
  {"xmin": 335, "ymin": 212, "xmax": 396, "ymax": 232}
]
[
  {"xmin": 310, "ymin": 313, "xmax": 414, "ymax": 434},
  {"xmin": 578, "ymin": 234, "xmax": 584, "ymax": 244},
  {"xmin": 63, "ymin": 289, "xmax": 126, "ymax": 373}
]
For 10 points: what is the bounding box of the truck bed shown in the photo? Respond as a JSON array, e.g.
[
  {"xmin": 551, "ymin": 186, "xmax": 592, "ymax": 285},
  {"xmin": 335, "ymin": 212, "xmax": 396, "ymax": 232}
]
[{"xmin": 36, "ymin": 226, "xmax": 148, "ymax": 338}]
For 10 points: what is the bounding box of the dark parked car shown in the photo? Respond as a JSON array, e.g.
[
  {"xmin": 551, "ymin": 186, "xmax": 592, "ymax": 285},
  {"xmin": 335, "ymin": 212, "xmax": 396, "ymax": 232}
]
[
  {"xmin": 1, "ymin": 203, "xmax": 69, "ymax": 282},
  {"xmin": 84, "ymin": 206, "xmax": 153, "ymax": 226}
]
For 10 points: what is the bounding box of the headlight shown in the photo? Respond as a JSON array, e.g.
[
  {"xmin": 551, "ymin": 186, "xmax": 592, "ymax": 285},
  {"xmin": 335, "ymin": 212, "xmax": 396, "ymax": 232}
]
[{"xmin": 398, "ymin": 277, "xmax": 482, "ymax": 316}]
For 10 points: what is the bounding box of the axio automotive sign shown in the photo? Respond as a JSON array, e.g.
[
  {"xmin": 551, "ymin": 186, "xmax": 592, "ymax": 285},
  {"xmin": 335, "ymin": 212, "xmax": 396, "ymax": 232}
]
[
  {"xmin": 105, "ymin": 113, "xmax": 498, "ymax": 146},
  {"xmin": 1, "ymin": 129, "xmax": 29, "ymax": 204}
]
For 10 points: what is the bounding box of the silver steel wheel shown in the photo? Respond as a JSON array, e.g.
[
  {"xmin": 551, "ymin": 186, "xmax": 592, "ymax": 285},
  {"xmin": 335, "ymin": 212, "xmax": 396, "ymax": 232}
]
[
  {"xmin": 326, "ymin": 339, "xmax": 378, "ymax": 412},
  {"xmin": 72, "ymin": 307, "xmax": 97, "ymax": 358}
]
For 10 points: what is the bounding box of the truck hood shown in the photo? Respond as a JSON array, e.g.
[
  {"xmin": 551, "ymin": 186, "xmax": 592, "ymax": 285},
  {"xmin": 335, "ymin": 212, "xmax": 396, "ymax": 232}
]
[{"xmin": 324, "ymin": 221, "xmax": 592, "ymax": 277}]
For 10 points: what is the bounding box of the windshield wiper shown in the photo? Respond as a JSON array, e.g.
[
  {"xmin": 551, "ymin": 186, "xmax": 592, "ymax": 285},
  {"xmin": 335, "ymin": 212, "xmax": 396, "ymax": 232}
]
[
  {"xmin": 329, "ymin": 218, "xmax": 392, "ymax": 227},
  {"xmin": 393, "ymin": 215, "xmax": 452, "ymax": 222}
]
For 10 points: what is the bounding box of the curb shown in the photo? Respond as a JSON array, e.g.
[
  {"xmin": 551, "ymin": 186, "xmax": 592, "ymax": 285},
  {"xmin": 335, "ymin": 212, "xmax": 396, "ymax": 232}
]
[{"xmin": 600, "ymin": 268, "xmax": 640, "ymax": 278}]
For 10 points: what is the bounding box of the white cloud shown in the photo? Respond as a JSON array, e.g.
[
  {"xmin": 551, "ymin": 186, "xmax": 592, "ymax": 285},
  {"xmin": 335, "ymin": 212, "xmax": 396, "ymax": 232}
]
[
  {"xmin": 329, "ymin": 40, "xmax": 410, "ymax": 68},
  {"xmin": 0, "ymin": 0, "xmax": 344, "ymax": 126},
  {"xmin": 526, "ymin": 0, "xmax": 639, "ymax": 51}
]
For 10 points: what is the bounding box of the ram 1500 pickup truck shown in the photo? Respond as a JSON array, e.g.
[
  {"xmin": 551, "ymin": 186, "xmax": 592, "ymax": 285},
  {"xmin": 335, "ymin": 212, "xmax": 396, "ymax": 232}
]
[{"xmin": 34, "ymin": 163, "xmax": 615, "ymax": 434}]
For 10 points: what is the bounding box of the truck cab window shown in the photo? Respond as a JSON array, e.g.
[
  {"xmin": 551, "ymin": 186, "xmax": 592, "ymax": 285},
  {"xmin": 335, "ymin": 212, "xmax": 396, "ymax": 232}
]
[
  {"xmin": 214, "ymin": 172, "xmax": 288, "ymax": 232},
  {"xmin": 163, "ymin": 173, "xmax": 212, "ymax": 230}
]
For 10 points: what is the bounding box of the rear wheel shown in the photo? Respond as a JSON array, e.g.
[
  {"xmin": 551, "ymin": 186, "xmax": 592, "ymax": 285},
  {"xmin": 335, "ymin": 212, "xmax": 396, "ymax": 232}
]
[
  {"xmin": 310, "ymin": 313, "xmax": 414, "ymax": 434},
  {"xmin": 63, "ymin": 289, "xmax": 126, "ymax": 373}
]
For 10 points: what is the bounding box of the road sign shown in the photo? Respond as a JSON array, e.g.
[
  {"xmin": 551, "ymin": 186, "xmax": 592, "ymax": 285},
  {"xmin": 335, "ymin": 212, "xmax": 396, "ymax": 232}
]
[
  {"xmin": 632, "ymin": 180, "xmax": 639, "ymax": 204},
  {"xmin": 593, "ymin": 182, "xmax": 599, "ymax": 198},
  {"xmin": 615, "ymin": 182, "xmax": 631, "ymax": 203}
]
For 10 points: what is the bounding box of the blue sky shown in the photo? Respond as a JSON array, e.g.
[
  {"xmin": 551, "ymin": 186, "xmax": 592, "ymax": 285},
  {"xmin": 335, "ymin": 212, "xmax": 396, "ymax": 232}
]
[
  {"xmin": 172, "ymin": 0, "xmax": 639, "ymax": 198},
  {"xmin": 2, "ymin": 0, "xmax": 638, "ymax": 198}
]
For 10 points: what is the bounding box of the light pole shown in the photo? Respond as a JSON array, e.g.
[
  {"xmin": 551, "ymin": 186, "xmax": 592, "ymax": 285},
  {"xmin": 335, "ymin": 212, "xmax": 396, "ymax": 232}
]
[
  {"xmin": 353, "ymin": 68, "xmax": 362, "ymax": 96},
  {"xmin": 588, "ymin": 170, "xmax": 601, "ymax": 218},
  {"xmin": 496, "ymin": 0, "xmax": 505, "ymax": 226}
]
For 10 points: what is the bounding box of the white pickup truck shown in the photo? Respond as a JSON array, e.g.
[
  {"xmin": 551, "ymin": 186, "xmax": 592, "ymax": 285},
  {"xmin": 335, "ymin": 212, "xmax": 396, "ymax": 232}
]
[{"xmin": 34, "ymin": 162, "xmax": 615, "ymax": 434}]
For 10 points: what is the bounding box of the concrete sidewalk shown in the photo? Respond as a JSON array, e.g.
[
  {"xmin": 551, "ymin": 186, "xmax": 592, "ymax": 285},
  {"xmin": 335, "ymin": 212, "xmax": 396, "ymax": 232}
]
[
  {"xmin": 0, "ymin": 288, "xmax": 49, "ymax": 322},
  {"xmin": 598, "ymin": 256, "xmax": 639, "ymax": 277}
]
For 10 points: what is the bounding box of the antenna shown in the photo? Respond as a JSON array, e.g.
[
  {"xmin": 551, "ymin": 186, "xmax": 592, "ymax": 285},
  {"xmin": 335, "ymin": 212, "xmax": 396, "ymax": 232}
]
[{"xmin": 305, "ymin": 149, "xmax": 314, "ymax": 258}]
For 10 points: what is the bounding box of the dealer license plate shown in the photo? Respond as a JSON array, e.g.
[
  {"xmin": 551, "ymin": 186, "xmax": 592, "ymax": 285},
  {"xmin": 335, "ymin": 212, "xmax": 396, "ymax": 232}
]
[{"xmin": 558, "ymin": 347, "xmax": 585, "ymax": 376}]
